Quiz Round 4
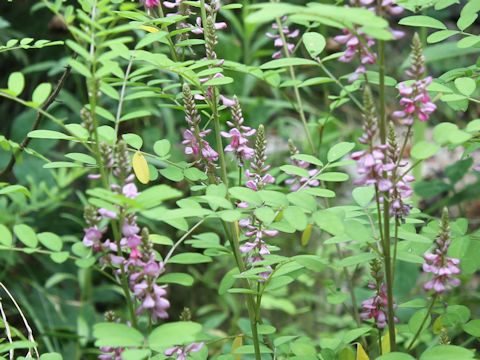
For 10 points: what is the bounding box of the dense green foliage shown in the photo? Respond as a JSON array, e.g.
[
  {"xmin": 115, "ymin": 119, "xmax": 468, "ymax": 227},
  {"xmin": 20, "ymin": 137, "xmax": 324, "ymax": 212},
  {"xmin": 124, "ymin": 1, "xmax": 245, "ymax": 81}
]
[{"xmin": 0, "ymin": 0, "xmax": 480, "ymax": 359}]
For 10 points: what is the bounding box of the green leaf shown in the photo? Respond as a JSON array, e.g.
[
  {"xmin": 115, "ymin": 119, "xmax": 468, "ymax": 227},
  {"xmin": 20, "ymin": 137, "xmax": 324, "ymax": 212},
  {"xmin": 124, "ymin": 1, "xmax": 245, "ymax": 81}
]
[
  {"xmin": 260, "ymin": 57, "xmax": 317, "ymax": 69},
  {"xmin": 283, "ymin": 206, "xmax": 308, "ymax": 231},
  {"xmin": 50, "ymin": 252, "xmax": 70, "ymax": 264},
  {"xmin": 229, "ymin": 187, "xmax": 262, "ymax": 206},
  {"xmin": 8, "ymin": 72, "xmax": 25, "ymax": 96},
  {"xmin": 159, "ymin": 272, "xmax": 194, "ymax": 286},
  {"xmin": 433, "ymin": 122, "xmax": 458, "ymax": 144},
  {"xmin": 280, "ymin": 165, "xmax": 310, "ymax": 178},
  {"xmin": 457, "ymin": 35, "xmax": 480, "ymax": 49},
  {"xmin": 377, "ymin": 353, "xmax": 416, "ymax": 360},
  {"xmin": 184, "ymin": 167, "xmax": 208, "ymax": 181},
  {"xmin": 291, "ymin": 154, "xmax": 323, "ymax": 166},
  {"xmin": 153, "ymin": 139, "xmax": 171, "ymax": 157},
  {"xmin": 255, "ymin": 207, "xmax": 275, "ymax": 225},
  {"xmin": 316, "ymin": 172, "xmax": 349, "ymax": 182},
  {"xmin": 28, "ymin": 130, "xmax": 70, "ymax": 140},
  {"xmin": 13, "ymin": 224, "xmax": 38, "ymax": 248},
  {"xmin": 40, "ymin": 353, "xmax": 63, "ymax": 360},
  {"xmin": 44, "ymin": 162, "xmax": 83, "ymax": 169},
  {"xmin": 293, "ymin": 255, "xmax": 325, "ymax": 272},
  {"xmin": 457, "ymin": 12, "xmax": 478, "ymax": 31},
  {"xmin": 120, "ymin": 110, "xmax": 151, "ymax": 122},
  {"xmin": 121, "ymin": 349, "xmax": 151, "ymax": 360},
  {"xmin": 203, "ymin": 76, "xmax": 234, "ymax": 86},
  {"xmin": 463, "ymin": 319, "xmax": 480, "ymax": 337},
  {"xmin": 168, "ymin": 252, "xmax": 212, "ymax": 264},
  {"xmin": 454, "ymin": 77, "xmax": 476, "ymax": 96},
  {"xmin": 160, "ymin": 166, "xmax": 184, "ymax": 181},
  {"xmin": 327, "ymin": 142, "xmax": 355, "ymax": 162},
  {"xmin": 304, "ymin": 188, "xmax": 335, "ymax": 198},
  {"xmin": 399, "ymin": 15, "xmax": 446, "ymax": 29},
  {"xmin": 298, "ymin": 77, "xmax": 334, "ymax": 87},
  {"xmin": 352, "ymin": 186, "xmax": 375, "ymax": 207},
  {"xmin": 0, "ymin": 184, "xmax": 31, "ymax": 197},
  {"xmin": 93, "ymin": 323, "xmax": 144, "ymax": 348},
  {"xmin": 410, "ymin": 141, "xmax": 440, "ymax": 160},
  {"xmin": 122, "ymin": 133, "xmax": 143, "ymax": 149},
  {"xmin": 37, "ymin": 232, "xmax": 62, "ymax": 251},
  {"xmin": 303, "ymin": 32, "xmax": 326, "ymax": 58},
  {"xmin": 0, "ymin": 224, "xmax": 12, "ymax": 246},
  {"xmin": 419, "ymin": 345, "xmax": 474, "ymax": 360},
  {"xmin": 427, "ymin": 30, "xmax": 459, "ymax": 44},
  {"xmin": 149, "ymin": 321, "xmax": 202, "ymax": 349},
  {"xmin": 65, "ymin": 152, "xmax": 97, "ymax": 165},
  {"xmin": 409, "ymin": 308, "xmax": 430, "ymax": 334},
  {"xmin": 313, "ymin": 210, "xmax": 344, "ymax": 235},
  {"xmin": 32, "ymin": 83, "xmax": 52, "ymax": 105},
  {"xmin": 337, "ymin": 253, "xmax": 377, "ymax": 267}
]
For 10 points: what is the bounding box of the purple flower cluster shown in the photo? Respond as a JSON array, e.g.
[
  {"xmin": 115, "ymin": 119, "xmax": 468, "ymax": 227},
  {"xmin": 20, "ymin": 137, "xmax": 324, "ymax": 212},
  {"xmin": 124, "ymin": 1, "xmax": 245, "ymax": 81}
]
[
  {"xmin": 243, "ymin": 125, "xmax": 275, "ymax": 192},
  {"xmin": 125, "ymin": 230, "xmax": 171, "ymax": 321},
  {"xmin": 351, "ymin": 131, "xmax": 395, "ymax": 192},
  {"xmin": 83, "ymin": 142, "xmax": 171, "ymax": 327},
  {"xmin": 393, "ymin": 34, "xmax": 436, "ymax": 125},
  {"xmin": 351, "ymin": 89, "xmax": 414, "ymax": 220},
  {"xmin": 360, "ymin": 281, "xmax": 398, "ymax": 329},
  {"xmin": 335, "ymin": 0, "xmax": 404, "ymax": 83},
  {"xmin": 145, "ymin": 0, "xmax": 160, "ymax": 8},
  {"xmin": 266, "ymin": 16, "xmax": 299, "ymax": 59},
  {"xmin": 182, "ymin": 83, "xmax": 218, "ymax": 165},
  {"xmin": 221, "ymin": 96, "xmax": 255, "ymax": 167},
  {"xmin": 285, "ymin": 140, "xmax": 320, "ymax": 192},
  {"xmin": 334, "ymin": 29, "xmax": 376, "ymax": 83},
  {"xmin": 423, "ymin": 209, "xmax": 461, "ymax": 294},
  {"xmin": 238, "ymin": 217, "xmax": 277, "ymax": 281},
  {"xmin": 164, "ymin": 342, "xmax": 204, "ymax": 360}
]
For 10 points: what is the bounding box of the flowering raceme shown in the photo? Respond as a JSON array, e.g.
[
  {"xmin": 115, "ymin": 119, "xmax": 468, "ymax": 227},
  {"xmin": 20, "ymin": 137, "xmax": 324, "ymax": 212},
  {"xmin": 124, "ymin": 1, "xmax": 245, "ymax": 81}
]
[
  {"xmin": 361, "ymin": 260, "xmax": 398, "ymax": 329},
  {"xmin": 393, "ymin": 33, "xmax": 437, "ymax": 125},
  {"xmin": 335, "ymin": 0, "xmax": 404, "ymax": 83},
  {"xmin": 220, "ymin": 96, "xmax": 255, "ymax": 167},
  {"xmin": 266, "ymin": 16, "xmax": 299, "ymax": 59},
  {"xmin": 423, "ymin": 208, "xmax": 461, "ymax": 294}
]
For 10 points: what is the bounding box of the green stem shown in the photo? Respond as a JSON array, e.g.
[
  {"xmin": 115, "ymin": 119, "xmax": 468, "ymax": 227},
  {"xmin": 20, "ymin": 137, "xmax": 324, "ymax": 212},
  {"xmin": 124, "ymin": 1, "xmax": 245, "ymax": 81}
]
[
  {"xmin": 199, "ymin": 1, "xmax": 261, "ymax": 356},
  {"xmin": 406, "ymin": 294, "xmax": 437, "ymax": 351},
  {"xmin": 316, "ymin": 59, "xmax": 364, "ymax": 111},
  {"xmin": 378, "ymin": 39, "xmax": 396, "ymax": 351}
]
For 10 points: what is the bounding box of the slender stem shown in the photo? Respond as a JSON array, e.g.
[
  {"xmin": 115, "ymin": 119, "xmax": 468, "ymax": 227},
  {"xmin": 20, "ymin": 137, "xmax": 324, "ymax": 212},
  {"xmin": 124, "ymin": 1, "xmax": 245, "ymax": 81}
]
[
  {"xmin": 392, "ymin": 219, "xmax": 399, "ymax": 283},
  {"xmin": 378, "ymin": 38, "xmax": 396, "ymax": 351},
  {"xmin": 378, "ymin": 328, "xmax": 383, "ymax": 356},
  {"xmin": 238, "ymin": 166, "xmax": 242, "ymax": 186},
  {"xmin": 0, "ymin": 56, "xmax": 76, "ymax": 179},
  {"xmin": 199, "ymin": 1, "xmax": 261, "ymax": 357},
  {"xmin": 114, "ymin": 54, "xmax": 135, "ymax": 138},
  {"xmin": 406, "ymin": 294, "xmax": 437, "ymax": 351},
  {"xmin": 316, "ymin": 59, "xmax": 364, "ymax": 111},
  {"xmin": 164, "ymin": 218, "xmax": 206, "ymax": 263},
  {"xmin": 274, "ymin": 16, "xmax": 316, "ymax": 155}
]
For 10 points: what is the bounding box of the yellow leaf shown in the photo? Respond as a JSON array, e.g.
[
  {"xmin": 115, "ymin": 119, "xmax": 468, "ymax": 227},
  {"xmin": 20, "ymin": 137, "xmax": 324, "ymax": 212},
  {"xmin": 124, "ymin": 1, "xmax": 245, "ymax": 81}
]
[
  {"xmin": 356, "ymin": 343, "xmax": 370, "ymax": 360},
  {"xmin": 231, "ymin": 336, "xmax": 242, "ymax": 360},
  {"xmin": 433, "ymin": 316, "xmax": 444, "ymax": 334},
  {"xmin": 381, "ymin": 333, "xmax": 390, "ymax": 355},
  {"xmin": 301, "ymin": 223, "xmax": 313, "ymax": 246},
  {"xmin": 132, "ymin": 151, "xmax": 150, "ymax": 184},
  {"xmin": 139, "ymin": 25, "xmax": 159, "ymax": 33}
]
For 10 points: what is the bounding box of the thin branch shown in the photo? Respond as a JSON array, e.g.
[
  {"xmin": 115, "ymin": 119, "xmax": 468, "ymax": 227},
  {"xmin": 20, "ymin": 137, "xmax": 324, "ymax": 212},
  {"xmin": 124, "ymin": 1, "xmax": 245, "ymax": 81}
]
[{"xmin": 0, "ymin": 54, "xmax": 77, "ymax": 179}]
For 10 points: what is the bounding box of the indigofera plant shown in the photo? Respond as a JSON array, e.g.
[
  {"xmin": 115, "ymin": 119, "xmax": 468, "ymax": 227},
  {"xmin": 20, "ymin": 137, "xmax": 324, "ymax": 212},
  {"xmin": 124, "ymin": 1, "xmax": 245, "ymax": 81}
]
[{"xmin": 0, "ymin": 0, "xmax": 479, "ymax": 359}]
